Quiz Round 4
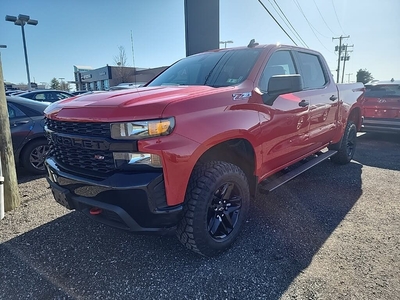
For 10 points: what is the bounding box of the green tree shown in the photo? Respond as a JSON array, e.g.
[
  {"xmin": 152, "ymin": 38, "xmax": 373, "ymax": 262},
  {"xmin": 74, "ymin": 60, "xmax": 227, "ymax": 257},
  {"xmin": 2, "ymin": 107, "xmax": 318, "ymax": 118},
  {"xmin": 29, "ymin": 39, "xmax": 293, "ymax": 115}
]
[
  {"xmin": 50, "ymin": 77, "xmax": 60, "ymax": 89},
  {"xmin": 356, "ymin": 69, "xmax": 374, "ymax": 84}
]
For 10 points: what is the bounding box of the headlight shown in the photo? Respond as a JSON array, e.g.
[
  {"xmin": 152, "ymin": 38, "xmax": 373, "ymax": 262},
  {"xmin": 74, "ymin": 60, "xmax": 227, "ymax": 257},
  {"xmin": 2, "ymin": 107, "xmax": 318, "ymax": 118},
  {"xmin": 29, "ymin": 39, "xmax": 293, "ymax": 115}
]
[{"xmin": 110, "ymin": 117, "xmax": 175, "ymax": 140}]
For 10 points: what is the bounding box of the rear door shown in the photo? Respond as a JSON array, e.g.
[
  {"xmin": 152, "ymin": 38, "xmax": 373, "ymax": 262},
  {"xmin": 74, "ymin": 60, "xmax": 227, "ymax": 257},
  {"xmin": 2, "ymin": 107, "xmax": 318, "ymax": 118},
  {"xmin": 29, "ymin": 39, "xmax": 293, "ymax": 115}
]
[
  {"xmin": 7, "ymin": 103, "xmax": 34, "ymax": 152},
  {"xmin": 293, "ymin": 50, "xmax": 339, "ymax": 148}
]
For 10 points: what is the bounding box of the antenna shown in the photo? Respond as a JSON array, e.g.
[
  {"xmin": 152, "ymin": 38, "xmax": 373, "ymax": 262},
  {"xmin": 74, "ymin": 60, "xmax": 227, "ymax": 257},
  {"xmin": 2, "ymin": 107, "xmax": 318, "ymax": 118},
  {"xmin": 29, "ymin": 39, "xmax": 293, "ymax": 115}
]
[{"xmin": 131, "ymin": 30, "xmax": 136, "ymax": 84}]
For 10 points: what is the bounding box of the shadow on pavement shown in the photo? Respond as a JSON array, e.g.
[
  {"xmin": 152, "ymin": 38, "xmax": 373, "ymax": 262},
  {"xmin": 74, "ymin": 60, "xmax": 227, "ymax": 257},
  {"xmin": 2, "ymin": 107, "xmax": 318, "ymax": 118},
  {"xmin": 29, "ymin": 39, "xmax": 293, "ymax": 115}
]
[
  {"xmin": 355, "ymin": 132, "xmax": 400, "ymax": 171},
  {"xmin": 0, "ymin": 160, "xmax": 363, "ymax": 299},
  {"xmin": 16, "ymin": 167, "xmax": 46, "ymax": 184}
]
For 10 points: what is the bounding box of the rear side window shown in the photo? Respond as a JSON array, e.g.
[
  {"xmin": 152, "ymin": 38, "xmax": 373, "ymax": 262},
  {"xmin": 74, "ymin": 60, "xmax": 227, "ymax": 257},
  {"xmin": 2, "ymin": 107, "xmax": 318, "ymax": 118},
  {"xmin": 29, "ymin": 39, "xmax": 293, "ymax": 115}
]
[
  {"xmin": 55, "ymin": 92, "xmax": 71, "ymax": 100},
  {"xmin": 259, "ymin": 50, "xmax": 297, "ymax": 92},
  {"xmin": 7, "ymin": 105, "xmax": 15, "ymax": 118},
  {"xmin": 365, "ymin": 85, "xmax": 400, "ymax": 98},
  {"xmin": 297, "ymin": 52, "xmax": 327, "ymax": 89},
  {"xmin": 7, "ymin": 103, "xmax": 26, "ymax": 119}
]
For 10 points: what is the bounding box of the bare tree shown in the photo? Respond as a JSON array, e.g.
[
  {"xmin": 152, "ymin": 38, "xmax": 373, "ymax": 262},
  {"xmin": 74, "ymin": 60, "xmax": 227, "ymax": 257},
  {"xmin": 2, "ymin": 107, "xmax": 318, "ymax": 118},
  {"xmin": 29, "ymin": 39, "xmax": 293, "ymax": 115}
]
[
  {"xmin": 113, "ymin": 46, "xmax": 131, "ymax": 83},
  {"xmin": 114, "ymin": 46, "xmax": 128, "ymax": 67}
]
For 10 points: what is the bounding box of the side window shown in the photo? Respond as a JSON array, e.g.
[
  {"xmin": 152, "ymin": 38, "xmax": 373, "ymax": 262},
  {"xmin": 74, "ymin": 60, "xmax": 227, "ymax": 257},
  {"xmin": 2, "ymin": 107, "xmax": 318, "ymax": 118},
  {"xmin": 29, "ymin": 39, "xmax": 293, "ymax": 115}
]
[
  {"xmin": 7, "ymin": 103, "xmax": 26, "ymax": 119},
  {"xmin": 33, "ymin": 93, "xmax": 46, "ymax": 100},
  {"xmin": 259, "ymin": 50, "xmax": 297, "ymax": 92},
  {"xmin": 56, "ymin": 92, "xmax": 71, "ymax": 100},
  {"xmin": 7, "ymin": 105, "xmax": 16, "ymax": 119},
  {"xmin": 297, "ymin": 52, "xmax": 327, "ymax": 89},
  {"xmin": 60, "ymin": 92, "xmax": 71, "ymax": 99}
]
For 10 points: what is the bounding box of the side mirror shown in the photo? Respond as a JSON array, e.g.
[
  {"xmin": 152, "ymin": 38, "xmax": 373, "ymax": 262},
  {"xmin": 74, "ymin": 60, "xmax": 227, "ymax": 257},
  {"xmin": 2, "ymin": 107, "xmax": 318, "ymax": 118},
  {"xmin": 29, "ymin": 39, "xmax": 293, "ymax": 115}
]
[
  {"xmin": 268, "ymin": 74, "xmax": 303, "ymax": 94},
  {"xmin": 263, "ymin": 74, "xmax": 303, "ymax": 104}
]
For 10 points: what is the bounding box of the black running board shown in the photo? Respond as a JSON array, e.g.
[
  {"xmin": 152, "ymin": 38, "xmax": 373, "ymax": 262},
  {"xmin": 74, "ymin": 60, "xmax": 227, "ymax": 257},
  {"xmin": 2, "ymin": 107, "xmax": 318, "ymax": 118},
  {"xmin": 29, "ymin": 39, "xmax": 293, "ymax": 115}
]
[{"xmin": 259, "ymin": 150, "xmax": 337, "ymax": 193}]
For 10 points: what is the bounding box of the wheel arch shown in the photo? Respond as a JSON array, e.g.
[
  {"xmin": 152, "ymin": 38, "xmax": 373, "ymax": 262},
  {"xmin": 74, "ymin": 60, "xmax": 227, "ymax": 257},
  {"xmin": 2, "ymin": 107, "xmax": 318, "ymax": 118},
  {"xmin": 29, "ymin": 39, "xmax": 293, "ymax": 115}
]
[
  {"xmin": 348, "ymin": 106, "xmax": 362, "ymax": 131},
  {"xmin": 195, "ymin": 138, "xmax": 258, "ymax": 196},
  {"xmin": 19, "ymin": 136, "xmax": 49, "ymax": 167}
]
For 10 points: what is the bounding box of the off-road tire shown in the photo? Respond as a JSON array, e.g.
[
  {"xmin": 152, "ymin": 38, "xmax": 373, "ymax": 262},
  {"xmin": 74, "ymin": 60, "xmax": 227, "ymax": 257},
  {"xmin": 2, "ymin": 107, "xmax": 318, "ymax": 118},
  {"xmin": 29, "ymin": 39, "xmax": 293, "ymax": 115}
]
[
  {"xmin": 21, "ymin": 139, "xmax": 50, "ymax": 175},
  {"xmin": 176, "ymin": 161, "xmax": 250, "ymax": 257},
  {"xmin": 329, "ymin": 121, "xmax": 357, "ymax": 165}
]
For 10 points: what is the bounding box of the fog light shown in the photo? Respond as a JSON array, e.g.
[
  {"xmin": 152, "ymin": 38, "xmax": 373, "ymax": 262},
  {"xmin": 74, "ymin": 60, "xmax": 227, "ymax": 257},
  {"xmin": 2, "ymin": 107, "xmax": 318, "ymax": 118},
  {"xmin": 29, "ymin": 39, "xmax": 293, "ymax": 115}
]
[{"xmin": 113, "ymin": 152, "xmax": 162, "ymax": 168}]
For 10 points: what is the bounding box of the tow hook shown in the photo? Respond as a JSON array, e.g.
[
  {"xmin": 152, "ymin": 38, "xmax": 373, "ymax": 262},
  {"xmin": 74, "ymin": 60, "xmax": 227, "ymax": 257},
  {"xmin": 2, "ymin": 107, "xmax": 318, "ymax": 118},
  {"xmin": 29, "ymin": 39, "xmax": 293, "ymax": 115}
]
[{"xmin": 90, "ymin": 207, "xmax": 102, "ymax": 215}]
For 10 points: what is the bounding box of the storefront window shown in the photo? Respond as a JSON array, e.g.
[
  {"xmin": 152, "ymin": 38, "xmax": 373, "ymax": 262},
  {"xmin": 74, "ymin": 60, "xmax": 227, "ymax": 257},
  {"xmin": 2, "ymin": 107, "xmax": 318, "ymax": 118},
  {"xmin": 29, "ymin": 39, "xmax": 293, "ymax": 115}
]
[{"xmin": 104, "ymin": 80, "xmax": 110, "ymax": 90}]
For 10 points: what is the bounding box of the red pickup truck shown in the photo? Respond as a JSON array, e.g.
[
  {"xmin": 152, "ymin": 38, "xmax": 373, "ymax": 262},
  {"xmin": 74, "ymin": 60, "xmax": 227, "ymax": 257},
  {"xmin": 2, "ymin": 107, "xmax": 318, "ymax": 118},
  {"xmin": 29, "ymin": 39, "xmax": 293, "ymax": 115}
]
[{"xmin": 44, "ymin": 43, "xmax": 364, "ymax": 256}]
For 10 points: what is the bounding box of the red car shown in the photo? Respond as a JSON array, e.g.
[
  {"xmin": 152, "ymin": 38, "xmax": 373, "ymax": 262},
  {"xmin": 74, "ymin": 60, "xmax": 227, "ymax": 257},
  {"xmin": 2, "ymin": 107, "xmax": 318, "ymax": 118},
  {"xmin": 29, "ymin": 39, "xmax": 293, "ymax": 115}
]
[{"xmin": 361, "ymin": 79, "xmax": 400, "ymax": 133}]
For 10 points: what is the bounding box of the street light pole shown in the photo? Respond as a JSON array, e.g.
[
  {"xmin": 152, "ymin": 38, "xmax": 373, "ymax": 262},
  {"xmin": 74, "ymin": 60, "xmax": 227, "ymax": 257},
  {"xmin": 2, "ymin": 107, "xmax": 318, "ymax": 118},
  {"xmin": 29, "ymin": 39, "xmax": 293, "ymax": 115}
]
[
  {"xmin": 59, "ymin": 77, "xmax": 65, "ymax": 90},
  {"xmin": 20, "ymin": 24, "xmax": 31, "ymax": 90},
  {"xmin": 219, "ymin": 40, "xmax": 233, "ymax": 48},
  {"xmin": 5, "ymin": 14, "xmax": 38, "ymax": 90}
]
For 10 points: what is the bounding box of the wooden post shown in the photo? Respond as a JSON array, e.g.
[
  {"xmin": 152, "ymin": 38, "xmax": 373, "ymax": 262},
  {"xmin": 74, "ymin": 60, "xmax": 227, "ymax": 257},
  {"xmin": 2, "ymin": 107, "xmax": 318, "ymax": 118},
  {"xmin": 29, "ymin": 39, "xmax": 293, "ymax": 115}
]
[{"xmin": 0, "ymin": 53, "xmax": 20, "ymax": 211}]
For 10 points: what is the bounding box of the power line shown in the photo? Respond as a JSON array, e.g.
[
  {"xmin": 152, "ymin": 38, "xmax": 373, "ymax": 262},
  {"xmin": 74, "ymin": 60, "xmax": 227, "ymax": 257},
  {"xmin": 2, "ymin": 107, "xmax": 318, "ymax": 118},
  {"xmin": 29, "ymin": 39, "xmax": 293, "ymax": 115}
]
[
  {"xmin": 271, "ymin": 0, "xmax": 309, "ymax": 48},
  {"xmin": 312, "ymin": 0, "xmax": 336, "ymax": 35},
  {"xmin": 331, "ymin": 0, "xmax": 347, "ymax": 35},
  {"xmin": 257, "ymin": 0, "xmax": 298, "ymax": 46},
  {"xmin": 292, "ymin": 0, "xmax": 330, "ymax": 39},
  {"xmin": 292, "ymin": 0, "xmax": 334, "ymax": 54}
]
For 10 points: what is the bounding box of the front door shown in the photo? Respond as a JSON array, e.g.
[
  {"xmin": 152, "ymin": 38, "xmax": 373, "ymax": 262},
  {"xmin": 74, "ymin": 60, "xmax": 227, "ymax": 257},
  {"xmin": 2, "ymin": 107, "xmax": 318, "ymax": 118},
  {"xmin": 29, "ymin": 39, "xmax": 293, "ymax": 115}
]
[{"xmin": 257, "ymin": 50, "xmax": 311, "ymax": 176}]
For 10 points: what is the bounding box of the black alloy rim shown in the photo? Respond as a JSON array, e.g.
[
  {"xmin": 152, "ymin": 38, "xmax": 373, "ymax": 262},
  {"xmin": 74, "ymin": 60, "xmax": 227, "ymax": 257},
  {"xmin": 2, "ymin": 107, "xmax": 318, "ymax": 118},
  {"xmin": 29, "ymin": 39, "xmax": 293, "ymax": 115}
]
[
  {"xmin": 207, "ymin": 182, "xmax": 242, "ymax": 240},
  {"xmin": 30, "ymin": 145, "xmax": 50, "ymax": 171}
]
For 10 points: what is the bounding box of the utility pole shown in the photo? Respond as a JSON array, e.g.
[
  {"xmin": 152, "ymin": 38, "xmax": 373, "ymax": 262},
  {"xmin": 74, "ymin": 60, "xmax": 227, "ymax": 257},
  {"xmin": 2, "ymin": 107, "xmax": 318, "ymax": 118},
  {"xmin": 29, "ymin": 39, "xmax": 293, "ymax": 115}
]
[
  {"xmin": 0, "ymin": 51, "xmax": 20, "ymax": 213},
  {"xmin": 346, "ymin": 73, "xmax": 353, "ymax": 83},
  {"xmin": 332, "ymin": 35, "xmax": 350, "ymax": 83},
  {"xmin": 341, "ymin": 44, "xmax": 354, "ymax": 83}
]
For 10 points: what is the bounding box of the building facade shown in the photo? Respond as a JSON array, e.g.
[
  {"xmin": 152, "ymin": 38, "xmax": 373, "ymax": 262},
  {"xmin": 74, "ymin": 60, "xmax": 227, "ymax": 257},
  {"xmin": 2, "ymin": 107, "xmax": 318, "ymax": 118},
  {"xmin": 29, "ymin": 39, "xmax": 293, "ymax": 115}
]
[{"xmin": 73, "ymin": 65, "xmax": 168, "ymax": 91}]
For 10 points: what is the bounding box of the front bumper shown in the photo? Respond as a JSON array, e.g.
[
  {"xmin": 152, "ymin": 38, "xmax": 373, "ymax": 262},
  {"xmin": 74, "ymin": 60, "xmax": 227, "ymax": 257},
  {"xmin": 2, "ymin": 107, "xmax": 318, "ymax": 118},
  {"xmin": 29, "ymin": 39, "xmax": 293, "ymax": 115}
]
[
  {"xmin": 361, "ymin": 117, "xmax": 400, "ymax": 133},
  {"xmin": 45, "ymin": 157, "xmax": 183, "ymax": 232}
]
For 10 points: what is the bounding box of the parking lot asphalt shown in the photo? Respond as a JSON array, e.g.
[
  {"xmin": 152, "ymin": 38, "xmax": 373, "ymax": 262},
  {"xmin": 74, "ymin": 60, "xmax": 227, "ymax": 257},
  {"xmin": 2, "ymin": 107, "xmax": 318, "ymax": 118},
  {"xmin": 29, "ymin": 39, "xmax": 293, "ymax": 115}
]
[{"xmin": 0, "ymin": 132, "xmax": 399, "ymax": 300}]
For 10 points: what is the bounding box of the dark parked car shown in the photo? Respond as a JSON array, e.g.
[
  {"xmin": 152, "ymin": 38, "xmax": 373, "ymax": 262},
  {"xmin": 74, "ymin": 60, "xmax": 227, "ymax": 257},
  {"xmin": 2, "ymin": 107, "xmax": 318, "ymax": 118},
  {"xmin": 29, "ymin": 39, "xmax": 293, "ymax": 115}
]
[
  {"xmin": 18, "ymin": 89, "xmax": 73, "ymax": 103},
  {"xmin": 7, "ymin": 96, "xmax": 50, "ymax": 174},
  {"xmin": 5, "ymin": 90, "xmax": 24, "ymax": 96}
]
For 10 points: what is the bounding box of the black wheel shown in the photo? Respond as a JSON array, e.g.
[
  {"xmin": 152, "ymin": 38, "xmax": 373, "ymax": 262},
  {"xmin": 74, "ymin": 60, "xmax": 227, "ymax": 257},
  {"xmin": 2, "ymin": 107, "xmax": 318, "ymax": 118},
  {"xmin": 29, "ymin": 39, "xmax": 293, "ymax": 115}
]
[
  {"xmin": 329, "ymin": 121, "xmax": 357, "ymax": 165},
  {"xmin": 21, "ymin": 139, "xmax": 50, "ymax": 175},
  {"xmin": 176, "ymin": 161, "xmax": 250, "ymax": 257}
]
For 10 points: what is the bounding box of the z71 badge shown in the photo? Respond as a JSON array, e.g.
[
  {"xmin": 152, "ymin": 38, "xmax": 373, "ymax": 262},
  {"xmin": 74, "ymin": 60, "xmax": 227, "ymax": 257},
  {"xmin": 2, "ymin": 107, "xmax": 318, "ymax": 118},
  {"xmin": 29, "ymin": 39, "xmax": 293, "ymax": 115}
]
[{"xmin": 232, "ymin": 92, "xmax": 251, "ymax": 101}]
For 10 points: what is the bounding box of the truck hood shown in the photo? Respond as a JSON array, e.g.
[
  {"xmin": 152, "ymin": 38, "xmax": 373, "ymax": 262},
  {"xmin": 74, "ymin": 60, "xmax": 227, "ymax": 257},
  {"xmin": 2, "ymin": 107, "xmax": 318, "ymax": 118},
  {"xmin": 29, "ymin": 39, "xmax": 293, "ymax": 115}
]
[{"xmin": 45, "ymin": 86, "xmax": 221, "ymax": 122}]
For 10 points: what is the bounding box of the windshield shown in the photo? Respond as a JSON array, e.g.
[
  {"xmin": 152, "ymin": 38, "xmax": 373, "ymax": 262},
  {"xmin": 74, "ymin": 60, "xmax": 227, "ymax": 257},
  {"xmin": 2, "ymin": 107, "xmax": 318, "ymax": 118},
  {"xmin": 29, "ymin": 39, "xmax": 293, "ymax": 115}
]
[
  {"xmin": 147, "ymin": 48, "xmax": 262, "ymax": 88},
  {"xmin": 365, "ymin": 84, "xmax": 400, "ymax": 98}
]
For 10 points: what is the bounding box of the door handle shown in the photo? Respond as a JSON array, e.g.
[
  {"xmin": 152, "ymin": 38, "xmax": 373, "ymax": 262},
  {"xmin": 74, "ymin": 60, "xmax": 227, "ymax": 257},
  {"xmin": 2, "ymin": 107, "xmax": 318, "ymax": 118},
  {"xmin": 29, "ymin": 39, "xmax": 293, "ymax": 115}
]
[
  {"xmin": 299, "ymin": 100, "xmax": 309, "ymax": 107},
  {"xmin": 12, "ymin": 120, "xmax": 30, "ymax": 126},
  {"xmin": 329, "ymin": 95, "xmax": 338, "ymax": 101}
]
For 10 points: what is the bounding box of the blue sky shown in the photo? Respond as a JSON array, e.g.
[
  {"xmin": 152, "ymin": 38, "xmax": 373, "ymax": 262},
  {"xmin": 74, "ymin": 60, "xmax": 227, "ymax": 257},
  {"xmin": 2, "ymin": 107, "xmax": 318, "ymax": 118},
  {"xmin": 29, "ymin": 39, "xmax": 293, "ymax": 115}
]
[{"xmin": 1, "ymin": 0, "xmax": 399, "ymax": 87}]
